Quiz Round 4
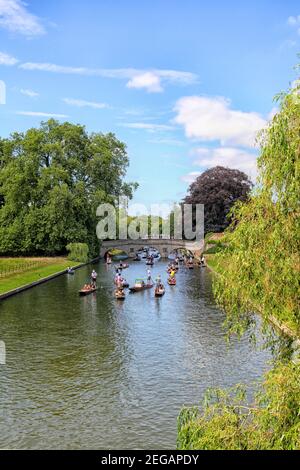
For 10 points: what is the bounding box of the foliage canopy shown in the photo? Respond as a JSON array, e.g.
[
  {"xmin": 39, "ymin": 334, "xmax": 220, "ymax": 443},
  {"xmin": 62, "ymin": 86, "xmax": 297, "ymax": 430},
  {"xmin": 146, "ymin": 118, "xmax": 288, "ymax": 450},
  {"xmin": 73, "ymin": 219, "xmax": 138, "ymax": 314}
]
[
  {"xmin": 66, "ymin": 242, "xmax": 89, "ymax": 263},
  {"xmin": 0, "ymin": 120, "xmax": 137, "ymax": 257},
  {"xmin": 183, "ymin": 166, "xmax": 253, "ymax": 233},
  {"xmin": 178, "ymin": 361, "xmax": 300, "ymax": 450},
  {"xmin": 213, "ymin": 83, "xmax": 300, "ymax": 336},
  {"xmin": 178, "ymin": 78, "xmax": 300, "ymax": 450}
]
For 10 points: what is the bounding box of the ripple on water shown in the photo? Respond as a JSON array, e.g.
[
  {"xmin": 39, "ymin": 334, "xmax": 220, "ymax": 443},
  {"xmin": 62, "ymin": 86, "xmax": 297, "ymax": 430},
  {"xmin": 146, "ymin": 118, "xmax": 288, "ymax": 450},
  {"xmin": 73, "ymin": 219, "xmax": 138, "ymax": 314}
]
[{"xmin": 0, "ymin": 261, "xmax": 271, "ymax": 449}]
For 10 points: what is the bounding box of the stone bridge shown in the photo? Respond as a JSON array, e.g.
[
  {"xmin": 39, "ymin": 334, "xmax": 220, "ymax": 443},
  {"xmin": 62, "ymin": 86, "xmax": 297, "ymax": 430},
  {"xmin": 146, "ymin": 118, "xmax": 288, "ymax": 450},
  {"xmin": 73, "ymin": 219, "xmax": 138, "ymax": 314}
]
[{"xmin": 100, "ymin": 238, "xmax": 204, "ymax": 259}]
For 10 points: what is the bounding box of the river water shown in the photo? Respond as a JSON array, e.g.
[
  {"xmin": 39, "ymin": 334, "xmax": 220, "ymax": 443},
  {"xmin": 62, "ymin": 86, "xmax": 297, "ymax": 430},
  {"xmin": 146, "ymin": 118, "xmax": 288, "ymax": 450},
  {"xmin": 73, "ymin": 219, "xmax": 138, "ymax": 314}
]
[{"xmin": 0, "ymin": 260, "xmax": 271, "ymax": 449}]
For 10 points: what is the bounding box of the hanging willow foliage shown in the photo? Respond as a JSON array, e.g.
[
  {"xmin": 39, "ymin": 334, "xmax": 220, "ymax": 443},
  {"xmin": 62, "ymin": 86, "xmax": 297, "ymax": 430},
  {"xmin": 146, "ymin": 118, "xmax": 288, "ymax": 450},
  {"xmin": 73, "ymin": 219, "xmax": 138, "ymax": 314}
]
[
  {"xmin": 177, "ymin": 361, "xmax": 300, "ymax": 450},
  {"xmin": 177, "ymin": 76, "xmax": 300, "ymax": 450},
  {"xmin": 213, "ymin": 79, "xmax": 300, "ymax": 337}
]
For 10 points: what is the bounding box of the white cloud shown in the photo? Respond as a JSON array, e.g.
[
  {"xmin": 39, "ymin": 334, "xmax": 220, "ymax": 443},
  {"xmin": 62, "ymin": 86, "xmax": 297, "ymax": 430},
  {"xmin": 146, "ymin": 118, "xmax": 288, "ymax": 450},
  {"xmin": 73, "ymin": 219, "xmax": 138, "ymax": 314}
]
[
  {"xmin": 148, "ymin": 138, "xmax": 186, "ymax": 146},
  {"xmin": 126, "ymin": 69, "xmax": 197, "ymax": 92},
  {"xmin": 192, "ymin": 147, "xmax": 258, "ymax": 180},
  {"xmin": 120, "ymin": 122, "xmax": 174, "ymax": 132},
  {"xmin": 268, "ymin": 107, "xmax": 278, "ymax": 120},
  {"xmin": 287, "ymin": 15, "xmax": 300, "ymax": 34},
  {"xmin": 181, "ymin": 146, "xmax": 258, "ymax": 184},
  {"xmin": 63, "ymin": 98, "xmax": 108, "ymax": 109},
  {"xmin": 158, "ymin": 70, "xmax": 198, "ymax": 85},
  {"xmin": 20, "ymin": 62, "xmax": 95, "ymax": 74},
  {"xmin": 0, "ymin": 0, "xmax": 45, "ymax": 36},
  {"xmin": 287, "ymin": 15, "xmax": 300, "ymax": 26},
  {"xmin": 20, "ymin": 88, "xmax": 39, "ymax": 98},
  {"xmin": 174, "ymin": 95, "xmax": 266, "ymax": 147},
  {"xmin": 0, "ymin": 51, "xmax": 18, "ymax": 65},
  {"xmin": 126, "ymin": 72, "xmax": 163, "ymax": 93},
  {"xmin": 181, "ymin": 172, "xmax": 202, "ymax": 183},
  {"xmin": 19, "ymin": 62, "xmax": 198, "ymax": 92},
  {"xmin": 16, "ymin": 111, "xmax": 68, "ymax": 118}
]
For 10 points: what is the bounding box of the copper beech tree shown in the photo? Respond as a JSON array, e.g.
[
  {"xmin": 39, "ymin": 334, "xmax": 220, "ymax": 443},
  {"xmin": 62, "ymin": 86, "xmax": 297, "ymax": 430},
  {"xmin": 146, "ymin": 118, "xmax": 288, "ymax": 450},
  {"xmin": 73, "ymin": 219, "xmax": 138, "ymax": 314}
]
[{"xmin": 183, "ymin": 166, "xmax": 253, "ymax": 233}]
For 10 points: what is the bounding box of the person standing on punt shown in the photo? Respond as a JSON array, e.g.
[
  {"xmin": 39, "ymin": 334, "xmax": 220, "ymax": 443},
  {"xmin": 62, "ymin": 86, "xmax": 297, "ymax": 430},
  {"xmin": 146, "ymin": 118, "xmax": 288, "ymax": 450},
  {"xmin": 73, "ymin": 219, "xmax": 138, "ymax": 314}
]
[
  {"xmin": 91, "ymin": 269, "xmax": 98, "ymax": 287},
  {"xmin": 170, "ymin": 268, "xmax": 176, "ymax": 279},
  {"xmin": 147, "ymin": 268, "xmax": 152, "ymax": 285},
  {"xmin": 155, "ymin": 274, "xmax": 162, "ymax": 288}
]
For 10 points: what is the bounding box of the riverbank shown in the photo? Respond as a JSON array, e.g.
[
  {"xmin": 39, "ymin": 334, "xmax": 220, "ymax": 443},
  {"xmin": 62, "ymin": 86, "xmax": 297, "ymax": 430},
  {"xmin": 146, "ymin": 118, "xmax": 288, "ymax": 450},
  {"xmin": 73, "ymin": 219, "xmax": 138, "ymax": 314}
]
[
  {"xmin": 0, "ymin": 257, "xmax": 80, "ymax": 297},
  {"xmin": 205, "ymin": 254, "xmax": 300, "ymax": 345}
]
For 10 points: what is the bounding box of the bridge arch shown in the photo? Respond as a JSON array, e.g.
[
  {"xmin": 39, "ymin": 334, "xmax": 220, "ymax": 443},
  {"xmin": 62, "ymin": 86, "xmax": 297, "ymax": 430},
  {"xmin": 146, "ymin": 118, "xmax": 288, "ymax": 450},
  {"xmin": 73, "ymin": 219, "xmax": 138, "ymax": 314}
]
[{"xmin": 100, "ymin": 238, "xmax": 204, "ymax": 259}]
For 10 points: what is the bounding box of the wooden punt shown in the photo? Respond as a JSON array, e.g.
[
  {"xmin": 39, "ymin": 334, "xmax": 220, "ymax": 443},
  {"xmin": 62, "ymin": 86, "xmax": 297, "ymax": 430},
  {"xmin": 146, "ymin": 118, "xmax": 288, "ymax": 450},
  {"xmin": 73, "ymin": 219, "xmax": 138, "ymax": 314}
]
[
  {"xmin": 129, "ymin": 282, "xmax": 153, "ymax": 293},
  {"xmin": 79, "ymin": 286, "xmax": 97, "ymax": 296},
  {"xmin": 115, "ymin": 263, "xmax": 129, "ymax": 270},
  {"xmin": 115, "ymin": 290, "xmax": 126, "ymax": 300},
  {"xmin": 155, "ymin": 286, "xmax": 165, "ymax": 297}
]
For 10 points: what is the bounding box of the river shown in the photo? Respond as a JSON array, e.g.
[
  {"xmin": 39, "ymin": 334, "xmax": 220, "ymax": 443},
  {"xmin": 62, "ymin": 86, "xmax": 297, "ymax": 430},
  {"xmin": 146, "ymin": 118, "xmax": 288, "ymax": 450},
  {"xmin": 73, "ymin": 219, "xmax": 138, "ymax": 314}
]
[{"xmin": 0, "ymin": 260, "xmax": 271, "ymax": 449}]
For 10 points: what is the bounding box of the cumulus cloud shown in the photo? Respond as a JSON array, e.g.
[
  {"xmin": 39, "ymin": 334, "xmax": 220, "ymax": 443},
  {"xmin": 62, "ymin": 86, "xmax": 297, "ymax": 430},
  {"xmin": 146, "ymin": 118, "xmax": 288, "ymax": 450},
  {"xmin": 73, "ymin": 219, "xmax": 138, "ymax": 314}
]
[
  {"xmin": 126, "ymin": 69, "xmax": 197, "ymax": 92},
  {"xmin": 180, "ymin": 146, "xmax": 259, "ymax": 186},
  {"xmin": 126, "ymin": 72, "xmax": 163, "ymax": 93},
  {"xmin": 287, "ymin": 15, "xmax": 300, "ymax": 34},
  {"xmin": 192, "ymin": 147, "xmax": 258, "ymax": 180},
  {"xmin": 16, "ymin": 111, "xmax": 68, "ymax": 118},
  {"xmin": 0, "ymin": 0, "xmax": 45, "ymax": 36},
  {"xmin": 174, "ymin": 95, "xmax": 266, "ymax": 147},
  {"xmin": 63, "ymin": 98, "xmax": 108, "ymax": 109},
  {"xmin": 0, "ymin": 51, "xmax": 18, "ymax": 65},
  {"xmin": 19, "ymin": 62, "xmax": 198, "ymax": 92},
  {"xmin": 287, "ymin": 15, "xmax": 300, "ymax": 26},
  {"xmin": 181, "ymin": 172, "xmax": 202, "ymax": 183}
]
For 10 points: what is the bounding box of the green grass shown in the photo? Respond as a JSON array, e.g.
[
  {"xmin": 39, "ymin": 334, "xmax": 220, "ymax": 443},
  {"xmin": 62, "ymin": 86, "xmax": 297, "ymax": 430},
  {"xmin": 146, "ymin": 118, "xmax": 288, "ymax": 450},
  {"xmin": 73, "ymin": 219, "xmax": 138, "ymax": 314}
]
[
  {"xmin": 0, "ymin": 257, "xmax": 80, "ymax": 295},
  {"xmin": 108, "ymin": 248, "xmax": 127, "ymax": 255}
]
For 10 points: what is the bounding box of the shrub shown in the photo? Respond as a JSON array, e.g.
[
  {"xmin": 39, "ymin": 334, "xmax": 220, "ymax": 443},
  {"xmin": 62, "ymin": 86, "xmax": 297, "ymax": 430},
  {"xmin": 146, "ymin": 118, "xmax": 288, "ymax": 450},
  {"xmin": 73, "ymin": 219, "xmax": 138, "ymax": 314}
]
[{"xmin": 66, "ymin": 243, "xmax": 89, "ymax": 263}]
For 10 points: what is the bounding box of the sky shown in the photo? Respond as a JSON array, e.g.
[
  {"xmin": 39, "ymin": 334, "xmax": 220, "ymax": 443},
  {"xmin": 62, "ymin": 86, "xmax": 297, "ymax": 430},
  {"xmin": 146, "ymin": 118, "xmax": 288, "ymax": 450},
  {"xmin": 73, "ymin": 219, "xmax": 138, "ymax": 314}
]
[{"xmin": 0, "ymin": 0, "xmax": 299, "ymax": 212}]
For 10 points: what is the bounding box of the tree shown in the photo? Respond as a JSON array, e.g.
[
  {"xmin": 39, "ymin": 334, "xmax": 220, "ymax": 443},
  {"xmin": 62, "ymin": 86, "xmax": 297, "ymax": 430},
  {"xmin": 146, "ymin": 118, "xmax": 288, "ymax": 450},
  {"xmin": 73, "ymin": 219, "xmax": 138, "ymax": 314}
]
[
  {"xmin": 0, "ymin": 119, "xmax": 137, "ymax": 257},
  {"xmin": 183, "ymin": 166, "xmax": 253, "ymax": 233},
  {"xmin": 178, "ymin": 361, "xmax": 300, "ymax": 450},
  {"xmin": 177, "ymin": 74, "xmax": 300, "ymax": 450},
  {"xmin": 213, "ymin": 82, "xmax": 300, "ymax": 336}
]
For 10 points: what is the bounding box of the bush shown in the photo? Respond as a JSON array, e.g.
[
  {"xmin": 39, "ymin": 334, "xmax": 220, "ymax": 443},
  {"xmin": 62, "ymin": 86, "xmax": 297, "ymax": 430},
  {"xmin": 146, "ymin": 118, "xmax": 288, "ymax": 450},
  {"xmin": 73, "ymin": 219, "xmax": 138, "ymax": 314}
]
[{"xmin": 66, "ymin": 243, "xmax": 89, "ymax": 263}]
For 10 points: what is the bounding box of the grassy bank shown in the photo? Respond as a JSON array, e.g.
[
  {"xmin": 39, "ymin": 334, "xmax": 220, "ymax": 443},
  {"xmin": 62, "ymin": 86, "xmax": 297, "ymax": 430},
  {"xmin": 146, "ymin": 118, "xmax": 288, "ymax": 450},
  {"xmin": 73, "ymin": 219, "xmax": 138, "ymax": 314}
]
[{"xmin": 0, "ymin": 257, "xmax": 78, "ymax": 295}]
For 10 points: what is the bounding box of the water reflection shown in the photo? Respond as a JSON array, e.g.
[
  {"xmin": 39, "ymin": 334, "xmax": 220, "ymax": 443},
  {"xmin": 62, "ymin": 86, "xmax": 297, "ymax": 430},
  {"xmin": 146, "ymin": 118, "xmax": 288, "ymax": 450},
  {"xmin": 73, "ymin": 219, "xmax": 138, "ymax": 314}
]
[{"xmin": 0, "ymin": 260, "xmax": 271, "ymax": 449}]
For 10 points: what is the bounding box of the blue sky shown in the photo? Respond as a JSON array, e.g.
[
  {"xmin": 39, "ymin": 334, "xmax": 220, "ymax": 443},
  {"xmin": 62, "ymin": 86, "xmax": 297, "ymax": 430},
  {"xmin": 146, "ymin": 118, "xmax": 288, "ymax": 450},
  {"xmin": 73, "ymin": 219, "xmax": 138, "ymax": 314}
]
[{"xmin": 0, "ymin": 0, "xmax": 299, "ymax": 210}]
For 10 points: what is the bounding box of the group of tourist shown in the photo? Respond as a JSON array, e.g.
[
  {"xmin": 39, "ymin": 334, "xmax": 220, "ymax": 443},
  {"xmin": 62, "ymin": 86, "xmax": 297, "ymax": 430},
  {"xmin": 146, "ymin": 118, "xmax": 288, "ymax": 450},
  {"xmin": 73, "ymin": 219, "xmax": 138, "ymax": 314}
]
[{"xmin": 108, "ymin": 252, "xmax": 206, "ymax": 298}]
